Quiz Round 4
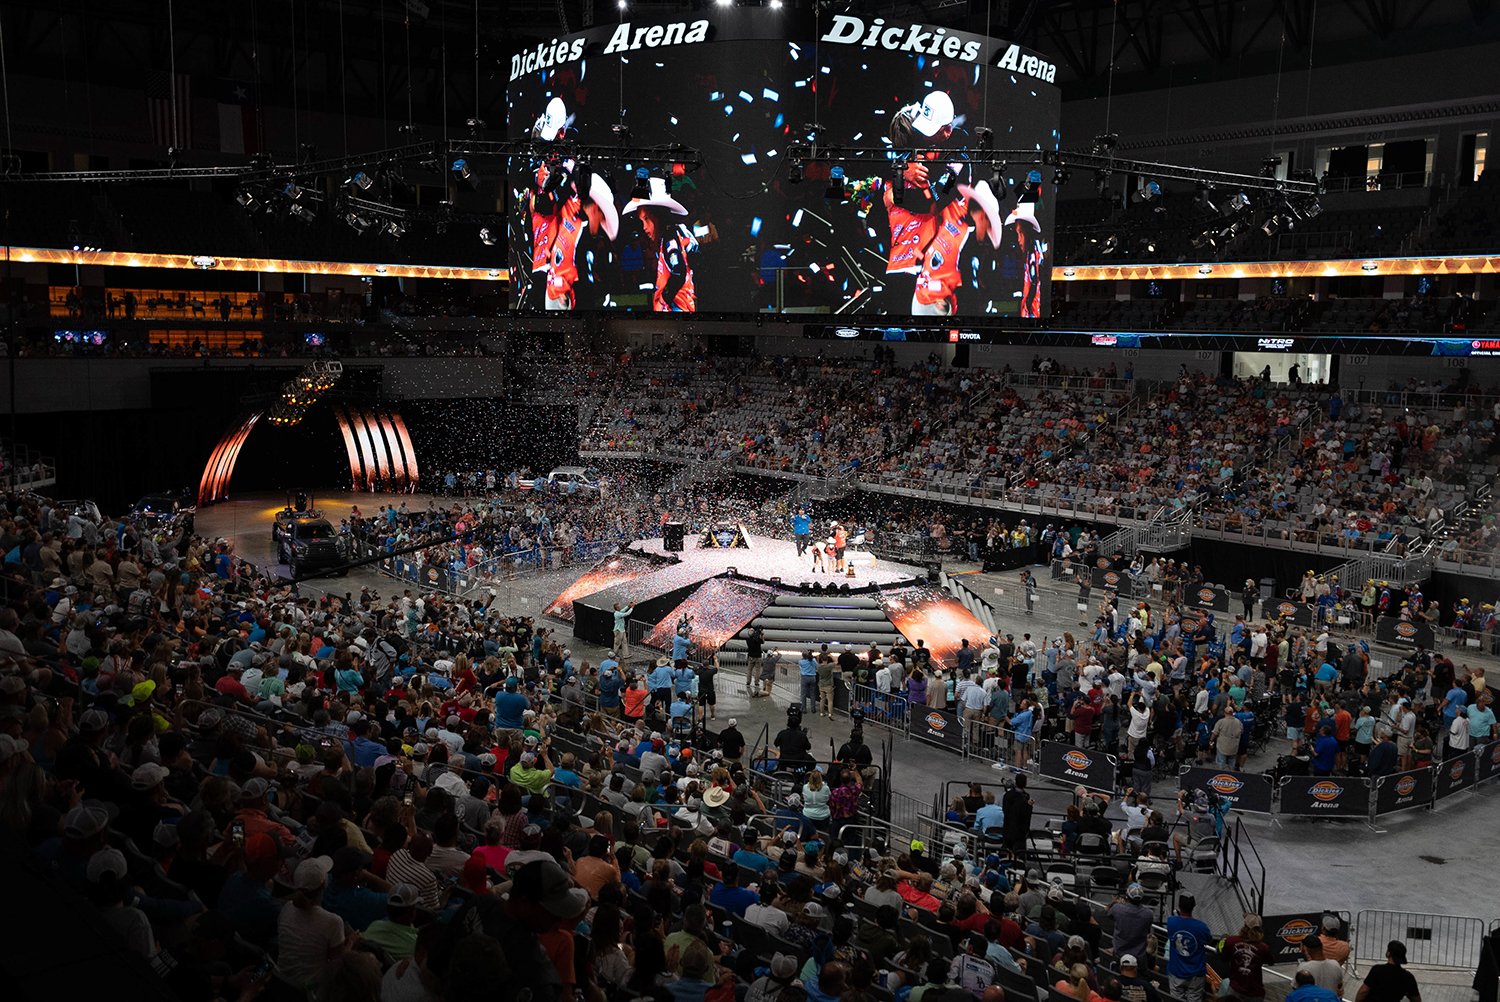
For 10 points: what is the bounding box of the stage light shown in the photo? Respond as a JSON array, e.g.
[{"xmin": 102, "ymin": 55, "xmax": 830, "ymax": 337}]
[
  {"xmin": 1141, "ymin": 237, "xmax": 1157, "ymax": 253},
  {"xmin": 452, "ymin": 158, "xmax": 475, "ymax": 191},
  {"xmin": 1017, "ymin": 170, "xmax": 1042, "ymax": 203},
  {"xmin": 1100, "ymin": 235, "xmax": 1118, "ymax": 254},
  {"xmin": 1302, "ymin": 201, "xmax": 1322, "ymax": 220},
  {"xmin": 1093, "ymin": 133, "xmax": 1119, "ymax": 151},
  {"xmin": 825, "ymin": 166, "xmax": 847, "ymax": 202},
  {"xmin": 348, "ymin": 171, "xmax": 374, "ymax": 191},
  {"xmin": 975, "ymin": 127, "xmax": 993, "ymax": 152},
  {"xmin": 1227, "ymin": 192, "xmax": 1251, "ymax": 213},
  {"xmin": 1131, "ymin": 180, "xmax": 1161, "ymax": 204},
  {"xmin": 989, "ymin": 162, "xmax": 1011, "ymax": 198},
  {"xmin": 385, "ymin": 220, "xmax": 406, "ymax": 239},
  {"xmin": 284, "ymin": 182, "xmax": 307, "ymax": 201},
  {"xmin": 1052, "ymin": 167, "xmax": 1071, "ymax": 186},
  {"xmin": 938, "ymin": 169, "xmax": 959, "ymax": 198},
  {"xmin": 479, "ymin": 227, "xmax": 497, "ymax": 246},
  {"xmin": 769, "ymin": 0, "xmax": 782, "ymax": 7},
  {"xmin": 890, "ymin": 163, "xmax": 905, "ymax": 204},
  {"xmin": 236, "ymin": 190, "xmax": 261, "ymax": 212},
  {"xmin": 1193, "ymin": 182, "xmax": 1218, "ymax": 215},
  {"xmin": 788, "ymin": 159, "xmax": 803, "ymax": 184},
  {"xmin": 288, "ymin": 203, "xmax": 316, "ymax": 225},
  {"xmin": 1191, "ymin": 230, "xmax": 1216, "ymax": 249},
  {"xmin": 632, "ymin": 168, "xmax": 651, "ymax": 199},
  {"xmin": 343, "ymin": 211, "xmax": 373, "ymax": 235},
  {"xmin": 617, "ymin": 0, "xmax": 626, "ymax": 7}
]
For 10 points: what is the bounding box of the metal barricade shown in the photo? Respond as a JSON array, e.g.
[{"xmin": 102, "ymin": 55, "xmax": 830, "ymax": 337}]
[
  {"xmin": 1353, "ymin": 910, "xmax": 1488, "ymax": 971},
  {"xmin": 849, "ymin": 682, "xmax": 909, "ymax": 733}
]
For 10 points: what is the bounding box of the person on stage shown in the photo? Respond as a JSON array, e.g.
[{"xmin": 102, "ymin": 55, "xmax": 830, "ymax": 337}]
[
  {"xmin": 811, "ymin": 538, "xmax": 827, "ymax": 574},
  {"xmin": 792, "ymin": 507, "xmax": 812, "ymax": 556},
  {"xmin": 832, "ymin": 521, "xmax": 848, "ymax": 573}
]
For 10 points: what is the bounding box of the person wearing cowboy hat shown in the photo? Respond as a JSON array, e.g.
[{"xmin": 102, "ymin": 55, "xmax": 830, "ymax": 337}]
[
  {"xmin": 545, "ymin": 171, "xmax": 620, "ymax": 310},
  {"xmin": 622, "ymin": 176, "xmax": 695, "ymax": 312},
  {"xmin": 910, "ymin": 178, "xmax": 1009, "ymax": 316},
  {"xmin": 1004, "ymin": 194, "xmax": 1047, "ymax": 318}
]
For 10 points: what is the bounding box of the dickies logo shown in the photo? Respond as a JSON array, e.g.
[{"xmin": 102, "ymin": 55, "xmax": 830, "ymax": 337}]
[
  {"xmin": 1395, "ymin": 775, "xmax": 1416, "ymax": 796},
  {"xmin": 1096, "ymin": 558, "xmax": 1110, "ymax": 569},
  {"xmin": 1278, "ymin": 919, "xmax": 1316, "ymax": 942},
  {"xmin": 925, "ymin": 713, "xmax": 947, "ymax": 731},
  {"xmin": 1310, "ymin": 781, "xmax": 1343, "ymax": 801},
  {"xmin": 1208, "ymin": 774, "xmax": 1244, "ymax": 795},
  {"xmin": 1104, "ymin": 572, "xmax": 1121, "ymax": 586},
  {"xmin": 1491, "ymin": 744, "xmax": 1500, "ymax": 765},
  {"xmin": 1278, "ymin": 602, "xmax": 1297, "ymax": 617},
  {"xmin": 1450, "ymin": 759, "xmax": 1467, "ymax": 781},
  {"xmin": 1396, "ymin": 623, "xmax": 1418, "ymax": 638},
  {"xmin": 1198, "ymin": 589, "xmax": 1216, "ymax": 603},
  {"xmin": 425, "ymin": 568, "xmax": 439, "ymax": 583},
  {"xmin": 1063, "ymin": 750, "xmax": 1092, "ymax": 770}
]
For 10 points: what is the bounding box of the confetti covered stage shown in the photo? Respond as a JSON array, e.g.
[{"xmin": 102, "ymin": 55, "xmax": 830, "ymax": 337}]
[{"xmin": 558, "ymin": 533, "xmax": 927, "ymax": 650}]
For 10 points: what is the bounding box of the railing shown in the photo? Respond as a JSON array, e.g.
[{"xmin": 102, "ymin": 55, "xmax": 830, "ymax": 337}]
[
  {"xmin": 1353, "ymin": 910, "xmax": 1488, "ymax": 972},
  {"xmin": 360, "ymin": 537, "xmax": 622, "ymax": 598},
  {"xmin": 1319, "ymin": 170, "xmax": 1432, "ymax": 193},
  {"xmin": 1433, "ymin": 544, "xmax": 1500, "ymax": 579},
  {"xmin": 1005, "ymin": 372, "xmax": 1135, "ymax": 394}
]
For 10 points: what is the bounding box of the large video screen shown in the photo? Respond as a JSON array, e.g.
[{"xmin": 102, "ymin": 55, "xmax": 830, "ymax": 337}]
[
  {"xmin": 874, "ymin": 584, "xmax": 991, "ymax": 665},
  {"xmin": 642, "ymin": 578, "xmax": 779, "ymax": 662},
  {"xmin": 507, "ymin": 9, "xmax": 1059, "ymax": 317}
]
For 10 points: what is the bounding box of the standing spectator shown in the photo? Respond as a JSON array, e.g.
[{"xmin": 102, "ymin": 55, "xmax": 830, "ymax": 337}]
[
  {"xmin": 1356, "ymin": 941, "xmax": 1421, "ymax": 1002},
  {"xmin": 1166, "ymin": 893, "xmax": 1211, "ymax": 1002}
]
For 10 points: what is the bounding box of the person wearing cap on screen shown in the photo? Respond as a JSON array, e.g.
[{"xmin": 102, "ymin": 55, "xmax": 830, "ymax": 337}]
[
  {"xmin": 623, "ymin": 176, "xmax": 696, "ymax": 312},
  {"xmin": 876, "ymin": 91, "xmax": 959, "ymax": 313},
  {"xmin": 523, "ymin": 97, "xmax": 573, "ymax": 310}
]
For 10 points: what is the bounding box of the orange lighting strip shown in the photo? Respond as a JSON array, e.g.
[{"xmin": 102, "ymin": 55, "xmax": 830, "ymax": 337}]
[
  {"xmin": 3, "ymin": 245, "xmax": 507, "ymax": 282},
  {"xmin": 373, "ymin": 409, "xmax": 411, "ymax": 491},
  {"xmin": 198, "ymin": 411, "xmax": 262, "ymax": 505},
  {"xmin": 389, "ymin": 412, "xmax": 419, "ymax": 492},
  {"xmin": 332, "ymin": 406, "xmax": 365, "ymax": 489},
  {"xmin": 1052, "ymin": 254, "xmax": 1500, "ymax": 282}
]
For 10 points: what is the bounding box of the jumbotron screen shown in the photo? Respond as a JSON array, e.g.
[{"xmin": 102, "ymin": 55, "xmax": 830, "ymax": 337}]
[{"xmin": 507, "ymin": 9, "xmax": 1060, "ymax": 317}]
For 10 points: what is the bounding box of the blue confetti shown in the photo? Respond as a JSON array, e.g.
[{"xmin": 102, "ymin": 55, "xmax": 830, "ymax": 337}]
[
  {"xmin": 766, "ymin": 148, "xmax": 778, "ymax": 158},
  {"xmin": 725, "ymin": 105, "xmax": 734, "ymax": 115},
  {"xmin": 742, "ymin": 151, "xmax": 758, "ymax": 165},
  {"xmin": 794, "ymin": 80, "xmax": 807, "ymax": 88},
  {"xmin": 853, "ymin": 132, "xmax": 862, "ymax": 141},
  {"xmin": 739, "ymin": 90, "xmax": 755, "ymax": 103},
  {"xmin": 774, "ymin": 113, "xmax": 784, "ymax": 127},
  {"xmin": 917, "ymin": 57, "xmax": 926, "ymax": 70},
  {"xmin": 710, "ymin": 91, "xmax": 722, "ymax": 101},
  {"xmin": 789, "ymin": 43, "xmax": 800, "ymax": 59},
  {"xmin": 671, "ymin": 117, "xmax": 679, "ymax": 125},
  {"xmin": 762, "ymin": 87, "xmax": 780, "ymax": 101},
  {"xmin": 792, "ymin": 209, "xmax": 804, "ymax": 228},
  {"xmin": 751, "ymin": 217, "xmax": 763, "ymax": 236}
]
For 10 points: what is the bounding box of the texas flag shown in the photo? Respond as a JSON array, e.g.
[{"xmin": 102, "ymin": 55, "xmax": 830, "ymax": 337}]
[{"xmin": 216, "ymin": 79, "xmax": 261, "ymax": 154}]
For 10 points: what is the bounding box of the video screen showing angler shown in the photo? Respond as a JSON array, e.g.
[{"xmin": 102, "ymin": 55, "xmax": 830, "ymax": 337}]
[{"xmin": 506, "ymin": 9, "xmax": 1059, "ymax": 317}]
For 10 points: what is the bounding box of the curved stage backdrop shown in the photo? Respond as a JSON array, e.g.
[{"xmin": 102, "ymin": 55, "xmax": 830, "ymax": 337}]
[{"xmin": 508, "ymin": 8, "xmax": 1060, "ymax": 317}]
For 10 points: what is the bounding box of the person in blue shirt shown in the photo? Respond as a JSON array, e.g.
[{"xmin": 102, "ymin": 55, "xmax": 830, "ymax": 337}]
[
  {"xmin": 670, "ymin": 693, "xmax": 694, "ymax": 737},
  {"xmin": 597, "ymin": 662, "xmax": 623, "ymax": 714},
  {"xmin": 732, "ymin": 826, "xmax": 772, "ymax": 873},
  {"xmin": 707, "ymin": 861, "xmax": 759, "ymax": 917},
  {"xmin": 1314, "ymin": 661, "xmax": 1338, "ymax": 690},
  {"xmin": 792, "ymin": 508, "xmax": 812, "ymax": 556},
  {"xmin": 972, "ymin": 794, "xmax": 1004, "ymax": 834},
  {"xmin": 1285, "ymin": 970, "xmax": 1341, "ymax": 1002},
  {"xmin": 348, "ymin": 720, "xmax": 386, "ymax": 769},
  {"xmin": 552, "ymin": 754, "xmax": 583, "ymax": 788},
  {"xmin": 798, "ymin": 651, "xmax": 819, "ymax": 713},
  {"xmin": 1311, "ymin": 724, "xmax": 1340, "ymax": 776},
  {"xmin": 647, "ymin": 657, "xmax": 673, "ymax": 708},
  {"xmin": 492, "ymin": 677, "xmax": 530, "ymax": 732},
  {"xmin": 1441, "ymin": 685, "xmax": 1468, "ymax": 731},
  {"xmin": 1166, "ymin": 893, "xmax": 1211, "ymax": 1002},
  {"xmin": 1010, "ymin": 702, "xmax": 1035, "ymax": 771},
  {"xmin": 1468, "ymin": 695, "xmax": 1496, "ymax": 742},
  {"xmin": 1233, "ymin": 706, "xmax": 1257, "ymax": 768},
  {"xmin": 671, "ymin": 660, "xmax": 695, "ymax": 696},
  {"xmin": 672, "ymin": 630, "xmax": 692, "ymax": 663}
]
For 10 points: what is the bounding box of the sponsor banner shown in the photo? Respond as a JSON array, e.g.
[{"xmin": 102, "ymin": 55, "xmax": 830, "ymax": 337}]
[
  {"xmin": 422, "ymin": 564, "xmax": 449, "ymax": 592},
  {"xmin": 1375, "ymin": 617, "xmax": 1435, "ymax": 650},
  {"xmin": 1039, "ymin": 741, "xmax": 1117, "ymax": 793},
  {"xmin": 1178, "ymin": 766, "xmax": 1275, "ymax": 814},
  {"xmin": 1436, "ymin": 751, "xmax": 1477, "ymax": 799},
  {"xmin": 1270, "ymin": 600, "xmax": 1315, "ymax": 627},
  {"xmin": 913, "ymin": 705, "xmax": 965, "ymax": 754},
  {"xmin": 1263, "ymin": 913, "xmax": 1330, "ymax": 964},
  {"xmin": 1277, "ymin": 775, "xmax": 1371, "ymax": 818},
  {"xmin": 1091, "ymin": 566, "xmax": 1127, "ymax": 591},
  {"xmin": 1373, "ymin": 767, "xmax": 1434, "ymax": 816},
  {"xmin": 1191, "ymin": 585, "xmax": 1232, "ymax": 613},
  {"xmin": 1476, "ymin": 741, "xmax": 1500, "ymax": 783}
]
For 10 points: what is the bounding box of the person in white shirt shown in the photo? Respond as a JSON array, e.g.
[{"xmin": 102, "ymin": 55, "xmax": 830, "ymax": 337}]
[
  {"xmin": 1126, "ymin": 697, "xmax": 1152, "ymax": 756},
  {"xmin": 743, "ymin": 884, "xmax": 790, "ymax": 935}
]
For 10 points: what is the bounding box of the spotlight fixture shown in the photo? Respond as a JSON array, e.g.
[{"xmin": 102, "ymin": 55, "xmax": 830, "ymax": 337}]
[
  {"xmin": 236, "ymin": 190, "xmax": 262, "ymax": 212},
  {"xmin": 396, "ymin": 125, "xmax": 421, "ymax": 140},
  {"xmin": 1301, "ymin": 201, "xmax": 1323, "ymax": 220},
  {"xmin": 1017, "ymin": 170, "xmax": 1042, "ymax": 203},
  {"xmin": 1052, "ymin": 167, "xmax": 1071, "ymax": 186},
  {"xmin": 451, "ymin": 158, "xmax": 475, "ymax": 191},
  {"xmin": 989, "ymin": 162, "xmax": 1011, "ymax": 198},
  {"xmin": 1192, "ymin": 182, "xmax": 1218, "ymax": 215},
  {"xmin": 1100, "ymin": 235, "xmax": 1118, "ymax": 254},
  {"xmin": 385, "ymin": 220, "xmax": 407, "ymax": 239},
  {"xmin": 1131, "ymin": 180, "xmax": 1161, "ymax": 204},
  {"xmin": 284, "ymin": 181, "xmax": 307, "ymax": 202},
  {"xmin": 1227, "ymin": 192, "xmax": 1251, "ymax": 213},
  {"xmin": 479, "ymin": 227, "xmax": 497, "ymax": 246},
  {"xmin": 632, "ymin": 167, "xmax": 651, "ymax": 199},
  {"xmin": 348, "ymin": 171, "xmax": 374, "ymax": 191},
  {"xmin": 611, "ymin": 124, "xmax": 633, "ymax": 146},
  {"xmin": 788, "ymin": 159, "xmax": 803, "ymax": 184},
  {"xmin": 975, "ymin": 127, "xmax": 994, "ymax": 152},
  {"xmin": 343, "ymin": 211, "xmax": 373, "ymax": 235},
  {"xmin": 1261, "ymin": 216, "xmax": 1283, "ymax": 237},
  {"xmin": 825, "ymin": 166, "xmax": 847, "ymax": 202},
  {"xmin": 1191, "ymin": 230, "xmax": 1216, "ymax": 249},
  {"xmin": 288, "ymin": 203, "xmax": 317, "ymax": 225},
  {"xmin": 937, "ymin": 168, "xmax": 959, "ymax": 199},
  {"xmin": 465, "ymin": 118, "xmax": 486, "ymax": 135},
  {"xmin": 167, "ymin": 147, "xmax": 182, "ymax": 168}
]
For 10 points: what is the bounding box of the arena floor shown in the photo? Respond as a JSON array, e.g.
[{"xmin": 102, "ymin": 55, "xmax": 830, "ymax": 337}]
[{"xmin": 198, "ymin": 494, "xmax": 1497, "ymax": 981}]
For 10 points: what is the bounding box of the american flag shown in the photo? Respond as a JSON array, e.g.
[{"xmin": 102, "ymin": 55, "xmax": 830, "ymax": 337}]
[{"xmin": 145, "ymin": 70, "xmax": 192, "ymax": 148}]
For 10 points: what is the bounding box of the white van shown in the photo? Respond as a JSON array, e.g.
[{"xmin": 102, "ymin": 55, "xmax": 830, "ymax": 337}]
[{"xmin": 546, "ymin": 466, "xmax": 604, "ymax": 492}]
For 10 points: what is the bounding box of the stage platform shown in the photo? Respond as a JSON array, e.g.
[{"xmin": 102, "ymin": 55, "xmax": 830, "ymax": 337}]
[{"xmin": 558, "ymin": 533, "xmax": 928, "ymax": 651}]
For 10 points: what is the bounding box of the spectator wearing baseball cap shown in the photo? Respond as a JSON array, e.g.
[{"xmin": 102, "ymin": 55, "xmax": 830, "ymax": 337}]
[
  {"xmin": 360, "ymin": 882, "xmax": 422, "ymax": 960},
  {"xmin": 217, "ymin": 832, "xmax": 284, "ymax": 946},
  {"xmin": 277, "ymin": 856, "xmax": 361, "ymax": 986},
  {"xmin": 229, "ymin": 776, "xmax": 295, "ymax": 848},
  {"xmin": 86, "ymin": 847, "xmax": 157, "ymax": 958}
]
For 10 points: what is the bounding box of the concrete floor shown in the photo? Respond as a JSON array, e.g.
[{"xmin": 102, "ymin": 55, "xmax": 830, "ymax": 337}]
[{"xmin": 196, "ymin": 497, "xmax": 1498, "ymax": 992}]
